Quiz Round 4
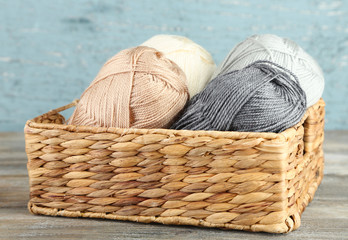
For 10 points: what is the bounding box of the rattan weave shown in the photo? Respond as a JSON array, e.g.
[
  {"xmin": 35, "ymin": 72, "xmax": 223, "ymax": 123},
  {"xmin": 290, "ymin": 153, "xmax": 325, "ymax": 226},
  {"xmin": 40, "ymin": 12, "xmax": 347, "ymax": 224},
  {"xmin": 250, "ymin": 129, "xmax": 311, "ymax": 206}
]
[{"xmin": 25, "ymin": 99, "xmax": 325, "ymax": 233}]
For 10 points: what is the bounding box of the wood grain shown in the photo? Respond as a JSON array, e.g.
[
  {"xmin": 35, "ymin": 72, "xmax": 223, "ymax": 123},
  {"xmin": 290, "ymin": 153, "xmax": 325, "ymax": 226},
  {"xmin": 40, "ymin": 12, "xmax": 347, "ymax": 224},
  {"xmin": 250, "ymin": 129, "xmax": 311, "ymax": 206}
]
[{"xmin": 0, "ymin": 132, "xmax": 347, "ymax": 239}]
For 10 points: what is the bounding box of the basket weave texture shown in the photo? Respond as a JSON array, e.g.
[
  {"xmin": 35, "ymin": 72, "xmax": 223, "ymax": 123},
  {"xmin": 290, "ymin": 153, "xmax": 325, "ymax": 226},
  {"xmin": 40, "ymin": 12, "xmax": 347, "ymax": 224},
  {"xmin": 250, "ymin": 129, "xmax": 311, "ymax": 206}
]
[{"xmin": 25, "ymin": 99, "xmax": 325, "ymax": 233}]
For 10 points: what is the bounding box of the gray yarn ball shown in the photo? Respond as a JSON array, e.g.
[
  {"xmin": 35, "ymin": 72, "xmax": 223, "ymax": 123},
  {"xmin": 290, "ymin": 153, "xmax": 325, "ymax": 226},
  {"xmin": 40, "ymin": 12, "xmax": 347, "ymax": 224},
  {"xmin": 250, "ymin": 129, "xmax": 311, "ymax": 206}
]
[{"xmin": 171, "ymin": 61, "xmax": 307, "ymax": 133}]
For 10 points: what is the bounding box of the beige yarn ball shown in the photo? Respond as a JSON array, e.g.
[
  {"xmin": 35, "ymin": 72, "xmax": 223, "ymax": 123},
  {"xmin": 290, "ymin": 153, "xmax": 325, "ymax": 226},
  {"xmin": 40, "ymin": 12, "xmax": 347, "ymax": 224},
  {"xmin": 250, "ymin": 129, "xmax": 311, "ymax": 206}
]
[{"xmin": 68, "ymin": 46, "xmax": 189, "ymax": 129}]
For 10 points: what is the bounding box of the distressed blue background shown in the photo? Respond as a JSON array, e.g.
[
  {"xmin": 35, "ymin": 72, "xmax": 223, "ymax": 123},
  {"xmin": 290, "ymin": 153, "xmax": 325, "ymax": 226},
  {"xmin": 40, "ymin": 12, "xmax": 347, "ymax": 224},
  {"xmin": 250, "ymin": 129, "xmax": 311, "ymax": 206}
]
[{"xmin": 0, "ymin": 0, "xmax": 347, "ymax": 131}]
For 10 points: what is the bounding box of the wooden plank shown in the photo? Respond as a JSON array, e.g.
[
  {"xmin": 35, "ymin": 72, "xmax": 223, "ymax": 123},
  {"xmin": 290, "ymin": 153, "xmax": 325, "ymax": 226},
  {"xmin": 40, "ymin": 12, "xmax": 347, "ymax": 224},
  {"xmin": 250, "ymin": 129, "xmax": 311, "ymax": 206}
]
[
  {"xmin": 0, "ymin": 132, "xmax": 347, "ymax": 239},
  {"xmin": 0, "ymin": 198, "xmax": 347, "ymax": 240}
]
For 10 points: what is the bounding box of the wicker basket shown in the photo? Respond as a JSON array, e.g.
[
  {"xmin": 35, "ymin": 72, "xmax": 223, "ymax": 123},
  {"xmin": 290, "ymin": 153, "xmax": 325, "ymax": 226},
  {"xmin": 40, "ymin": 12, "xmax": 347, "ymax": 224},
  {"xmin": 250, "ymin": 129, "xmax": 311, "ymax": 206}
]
[{"xmin": 24, "ymin": 99, "xmax": 325, "ymax": 233}]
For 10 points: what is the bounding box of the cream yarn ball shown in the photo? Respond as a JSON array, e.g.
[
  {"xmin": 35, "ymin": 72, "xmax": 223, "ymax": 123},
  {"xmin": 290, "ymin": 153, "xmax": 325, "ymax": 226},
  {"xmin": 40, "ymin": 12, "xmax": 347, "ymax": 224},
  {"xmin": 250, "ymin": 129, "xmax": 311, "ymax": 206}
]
[
  {"xmin": 213, "ymin": 34, "xmax": 324, "ymax": 107},
  {"xmin": 141, "ymin": 34, "xmax": 216, "ymax": 98}
]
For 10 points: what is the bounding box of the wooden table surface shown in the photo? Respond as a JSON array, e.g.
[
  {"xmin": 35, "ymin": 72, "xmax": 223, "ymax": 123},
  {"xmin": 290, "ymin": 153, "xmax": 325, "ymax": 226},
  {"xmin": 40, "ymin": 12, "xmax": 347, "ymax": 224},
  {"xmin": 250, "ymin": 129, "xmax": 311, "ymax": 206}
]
[{"xmin": 0, "ymin": 132, "xmax": 347, "ymax": 240}]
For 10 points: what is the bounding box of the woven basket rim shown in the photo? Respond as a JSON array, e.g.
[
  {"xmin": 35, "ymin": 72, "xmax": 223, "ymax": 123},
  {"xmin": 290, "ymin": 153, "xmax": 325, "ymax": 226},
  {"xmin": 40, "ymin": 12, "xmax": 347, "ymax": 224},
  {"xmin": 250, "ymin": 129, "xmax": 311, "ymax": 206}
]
[{"xmin": 25, "ymin": 99, "xmax": 325, "ymax": 141}]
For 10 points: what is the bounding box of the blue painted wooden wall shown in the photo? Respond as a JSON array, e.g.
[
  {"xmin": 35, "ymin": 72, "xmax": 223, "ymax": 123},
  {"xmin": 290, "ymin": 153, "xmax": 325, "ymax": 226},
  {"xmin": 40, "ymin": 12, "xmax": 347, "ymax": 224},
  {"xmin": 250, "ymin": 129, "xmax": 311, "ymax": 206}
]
[{"xmin": 1, "ymin": 0, "xmax": 347, "ymax": 131}]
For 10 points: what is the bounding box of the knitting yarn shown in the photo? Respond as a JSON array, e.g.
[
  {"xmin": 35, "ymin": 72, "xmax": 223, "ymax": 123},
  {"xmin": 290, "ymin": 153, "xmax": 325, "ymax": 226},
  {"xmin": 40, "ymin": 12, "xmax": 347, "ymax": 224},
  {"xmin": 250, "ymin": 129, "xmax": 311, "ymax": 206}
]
[
  {"xmin": 141, "ymin": 34, "xmax": 216, "ymax": 97},
  {"xmin": 68, "ymin": 46, "xmax": 189, "ymax": 129},
  {"xmin": 212, "ymin": 34, "xmax": 324, "ymax": 107},
  {"xmin": 171, "ymin": 61, "xmax": 307, "ymax": 133}
]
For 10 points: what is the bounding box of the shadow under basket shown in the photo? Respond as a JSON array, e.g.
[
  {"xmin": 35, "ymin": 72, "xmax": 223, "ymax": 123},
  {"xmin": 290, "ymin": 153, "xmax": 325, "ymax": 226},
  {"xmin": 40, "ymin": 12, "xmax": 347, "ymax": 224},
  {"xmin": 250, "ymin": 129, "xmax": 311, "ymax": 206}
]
[{"xmin": 24, "ymin": 99, "xmax": 325, "ymax": 234}]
